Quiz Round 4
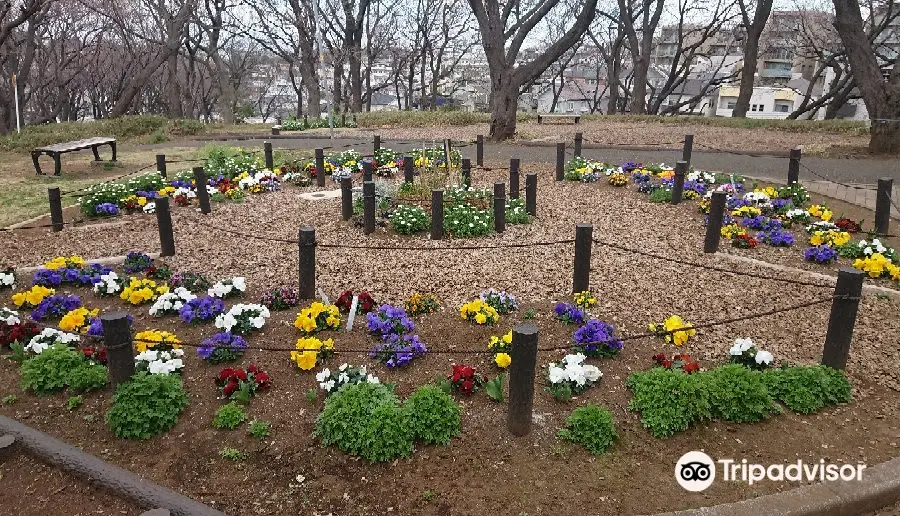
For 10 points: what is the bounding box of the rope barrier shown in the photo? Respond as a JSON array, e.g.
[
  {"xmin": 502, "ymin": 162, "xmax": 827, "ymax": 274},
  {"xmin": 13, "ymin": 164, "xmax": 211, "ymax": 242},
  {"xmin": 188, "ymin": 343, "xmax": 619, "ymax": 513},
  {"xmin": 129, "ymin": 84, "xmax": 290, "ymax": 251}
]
[
  {"xmin": 583, "ymin": 138, "xmax": 686, "ymax": 148},
  {"xmin": 0, "ymin": 219, "xmax": 87, "ymax": 232}
]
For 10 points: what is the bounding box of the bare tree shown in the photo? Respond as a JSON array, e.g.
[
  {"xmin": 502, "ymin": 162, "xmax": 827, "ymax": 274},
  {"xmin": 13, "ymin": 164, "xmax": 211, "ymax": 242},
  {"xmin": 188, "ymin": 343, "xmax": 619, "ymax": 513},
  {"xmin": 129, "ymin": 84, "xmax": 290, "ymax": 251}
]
[
  {"xmin": 731, "ymin": 0, "xmax": 774, "ymax": 117},
  {"xmin": 0, "ymin": 0, "xmax": 53, "ymax": 133},
  {"xmin": 468, "ymin": 0, "xmax": 598, "ymax": 140},
  {"xmin": 612, "ymin": 0, "xmax": 664, "ymax": 114},
  {"xmin": 833, "ymin": 0, "xmax": 900, "ymax": 152}
]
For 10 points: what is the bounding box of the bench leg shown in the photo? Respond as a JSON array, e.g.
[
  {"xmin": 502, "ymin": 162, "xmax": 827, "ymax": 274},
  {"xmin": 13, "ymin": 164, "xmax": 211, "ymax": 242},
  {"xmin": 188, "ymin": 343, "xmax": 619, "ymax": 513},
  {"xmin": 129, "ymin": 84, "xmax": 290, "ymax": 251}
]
[
  {"xmin": 31, "ymin": 152, "xmax": 43, "ymax": 175},
  {"xmin": 109, "ymin": 141, "xmax": 117, "ymax": 162},
  {"xmin": 91, "ymin": 145, "xmax": 102, "ymax": 161},
  {"xmin": 53, "ymin": 153, "xmax": 61, "ymax": 176}
]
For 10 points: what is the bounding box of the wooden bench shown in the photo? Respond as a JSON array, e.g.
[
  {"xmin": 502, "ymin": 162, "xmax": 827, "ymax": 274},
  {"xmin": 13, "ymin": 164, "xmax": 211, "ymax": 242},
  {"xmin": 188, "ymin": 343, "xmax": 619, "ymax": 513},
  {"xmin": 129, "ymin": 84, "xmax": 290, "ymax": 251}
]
[
  {"xmin": 537, "ymin": 114, "xmax": 581, "ymax": 125},
  {"xmin": 31, "ymin": 137, "xmax": 117, "ymax": 176}
]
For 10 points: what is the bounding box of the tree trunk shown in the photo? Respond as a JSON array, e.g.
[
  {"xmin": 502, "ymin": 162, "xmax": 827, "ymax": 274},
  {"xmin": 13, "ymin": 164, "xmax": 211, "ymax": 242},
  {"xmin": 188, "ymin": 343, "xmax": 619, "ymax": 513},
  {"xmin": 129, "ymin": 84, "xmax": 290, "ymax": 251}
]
[
  {"xmin": 630, "ymin": 55, "xmax": 649, "ymax": 114},
  {"xmin": 869, "ymin": 121, "xmax": 900, "ymax": 153},
  {"xmin": 167, "ymin": 53, "xmax": 183, "ymax": 118},
  {"xmin": 606, "ymin": 47, "xmax": 620, "ymax": 114},
  {"xmin": 349, "ymin": 48, "xmax": 363, "ymax": 112},
  {"xmin": 489, "ymin": 83, "xmax": 517, "ymax": 141},
  {"xmin": 732, "ymin": 36, "xmax": 760, "ymax": 118}
]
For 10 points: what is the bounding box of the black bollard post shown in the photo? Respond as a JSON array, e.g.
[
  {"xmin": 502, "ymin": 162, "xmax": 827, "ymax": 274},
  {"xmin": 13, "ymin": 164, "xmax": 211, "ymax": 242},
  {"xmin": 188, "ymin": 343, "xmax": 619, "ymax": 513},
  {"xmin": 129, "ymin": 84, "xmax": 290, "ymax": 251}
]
[
  {"xmin": 156, "ymin": 154, "xmax": 167, "ymax": 179},
  {"xmin": 303, "ymin": 114, "xmax": 309, "ymax": 128},
  {"xmin": 671, "ymin": 160, "xmax": 687, "ymax": 205},
  {"xmin": 507, "ymin": 323, "xmax": 538, "ymax": 437},
  {"xmin": 682, "ymin": 134, "xmax": 694, "ymax": 168},
  {"xmin": 875, "ymin": 177, "xmax": 893, "ymax": 236},
  {"xmin": 494, "ymin": 182, "xmax": 506, "ymax": 233},
  {"xmin": 574, "ymin": 132, "xmax": 583, "ymax": 157},
  {"xmin": 461, "ymin": 158, "xmax": 471, "ymax": 188},
  {"xmin": 525, "ymin": 173, "xmax": 537, "ymax": 216},
  {"xmin": 821, "ymin": 267, "xmax": 865, "ymax": 370},
  {"xmin": 787, "ymin": 147, "xmax": 801, "ymax": 185},
  {"xmin": 572, "ymin": 224, "xmax": 593, "ymax": 293},
  {"xmin": 298, "ymin": 227, "xmax": 316, "ymax": 299},
  {"xmin": 271, "ymin": 127, "xmax": 280, "ymax": 136},
  {"xmin": 431, "ymin": 189, "xmax": 444, "ymax": 240},
  {"xmin": 340, "ymin": 177, "xmax": 353, "ymax": 221},
  {"xmin": 193, "ymin": 167, "xmax": 211, "ymax": 214},
  {"xmin": 509, "ymin": 159, "xmax": 521, "ymax": 200},
  {"xmin": 374, "ymin": 135, "xmax": 381, "ymax": 154},
  {"xmin": 315, "ymin": 148, "xmax": 326, "ymax": 187},
  {"xmin": 363, "ymin": 181, "xmax": 376, "ymax": 235},
  {"xmin": 101, "ymin": 312, "xmax": 135, "ymax": 388},
  {"xmin": 556, "ymin": 142, "xmax": 565, "ymax": 181},
  {"xmin": 363, "ymin": 160, "xmax": 373, "ymax": 182},
  {"xmin": 264, "ymin": 142, "xmax": 274, "ymax": 170},
  {"xmin": 476, "ymin": 135, "xmax": 484, "ymax": 167},
  {"xmin": 48, "ymin": 187, "xmax": 64, "ymax": 232},
  {"xmin": 155, "ymin": 197, "xmax": 176, "ymax": 257},
  {"xmin": 404, "ymin": 155, "xmax": 414, "ymax": 183},
  {"xmin": 703, "ymin": 191, "xmax": 727, "ymax": 253}
]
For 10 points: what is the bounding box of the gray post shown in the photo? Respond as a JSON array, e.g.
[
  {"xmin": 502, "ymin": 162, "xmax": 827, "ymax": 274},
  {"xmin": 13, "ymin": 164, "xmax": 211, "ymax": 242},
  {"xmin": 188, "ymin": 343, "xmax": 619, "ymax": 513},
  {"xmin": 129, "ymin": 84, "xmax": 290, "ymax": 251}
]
[
  {"xmin": 494, "ymin": 182, "xmax": 506, "ymax": 233},
  {"xmin": 363, "ymin": 181, "xmax": 376, "ymax": 235},
  {"xmin": 555, "ymin": 142, "xmax": 565, "ymax": 181},
  {"xmin": 787, "ymin": 147, "xmax": 801, "ymax": 185},
  {"xmin": 403, "ymin": 156, "xmax": 414, "ymax": 183},
  {"xmin": 363, "ymin": 160, "xmax": 373, "ymax": 182},
  {"xmin": 101, "ymin": 312, "xmax": 134, "ymax": 388},
  {"xmin": 374, "ymin": 135, "xmax": 381, "ymax": 154},
  {"xmin": 461, "ymin": 158, "xmax": 471, "ymax": 188},
  {"xmin": 315, "ymin": 148, "xmax": 326, "ymax": 187},
  {"xmin": 821, "ymin": 267, "xmax": 865, "ymax": 370},
  {"xmin": 476, "ymin": 135, "xmax": 484, "ymax": 167},
  {"xmin": 271, "ymin": 127, "xmax": 280, "ymax": 136},
  {"xmin": 443, "ymin": 138, "xmax": 452, "ymax": 173},
  {"xmin": 48, "ymin": 187, "xmax": 64, "ymax": 232},
  {"xmin": 303, "ymin": 114, "xmax": 308, "ymax": 128},
  {"xmin": 671, "ymin": 160, "xmax": 687, "ymax": 205},
  {"xmin": 509, "ymin": 158, "xmax": 520, "ymax": 199},
  {"xmin": 193, "ymin": 167, "xmax": 211, "ymax": 214},
  {"xmin": 155, "ymin": 197, "xmax": 175, "ymax": 257},
  {"xmin": 703, "ymin": 191, "xmax": 727, "ymax": 253},
  {"xmin": 875, "ymin": 177, "xmax": 893, "ymax": 236},
  {"xmin": 573, "ymin": 224, "xmax": 593, "ymax": 293},
  {"xmin": 298, "ymin": 227, "xmax": 316, "ymax": 299},
  {"xmin": 574, "ymin": 132, "xmax": 583, "ymax": 157},
  {"xmin": 431, "ymin": 189, "xmax": 444, "ymax": 240},
  {"xmin": 340, "ymin": 177, "xmax": 353, "ymax": 221},
  {"xmin": 507, "ymin": 323, "xmax": 538, "ymax": 437},
  {"xmin": 156, "ymin": 154, "xmax": 167, "ymax": 178},
  {"xmin": 264, "ymin": 142, "xmax": 274, "ymax": 170},
  {"xmin": 682, "ymin": 134, "xmax": 694, "ymax": 167},
  {"xmin": 525, "ymin": 173, "xmax": 537, "ymax": 216}
]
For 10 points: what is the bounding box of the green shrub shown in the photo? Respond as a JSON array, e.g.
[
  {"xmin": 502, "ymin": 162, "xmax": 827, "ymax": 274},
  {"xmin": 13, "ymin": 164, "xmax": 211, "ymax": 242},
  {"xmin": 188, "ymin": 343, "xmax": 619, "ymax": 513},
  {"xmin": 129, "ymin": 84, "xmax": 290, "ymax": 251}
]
[
  {"xmin": 701, "ymin": 365, "xmax": 778, "ymax": 423},
  {"xmin": 248, "ymin": 419, "xmax": 271, "ymax": 439},
  {"xmin": 20, "ymin": 344, "xmax": 107, "ymax": 394},
  {"xmin": 762, "ymin": 365, "xmax": 852, "ymax": 414},
  {"xmin": 404, "ymin": 385, "xmax": 460, "ymax": 445},
  {"xmin": 219, "ymin": 447, "xmax": 248, "ymax": 461},
  {"xmin": 106, "ymin": 373, "xmax": 189, "ymax": 439},
  {"xmin": 444, "ymin": 203, "xmax": 492, "ymax": 237},
  {"xmin": 626, "ymin": 368, "xmax": 711, "ymax": 438},
  {"xmin": 505, "ymin": 198, "xmax": 532, "ymax": 224},
  {"xmin": 557, "ymin": 405, "xmax": 617, "ymax": 455},
  {"xmin": 648, "ymin": 188, "xmax": 673, "ymax": 203},
  {"xmin": 67, "ymin": 395, "xmax": 83, "ymax": 410},
  {"xmin": 389, "ymin": 204, "xmax": 430, "ymax": 234},
  {"xmin": 212, "ymin": 402, "xmax": 247, "ymax": 429},
  {"xmin": 169, "ymin": 119, "xmax": 206, "ymax": 136},
  {"xmin": 314, "ymin": 383, "xmax": 413, "ymax": 462}
]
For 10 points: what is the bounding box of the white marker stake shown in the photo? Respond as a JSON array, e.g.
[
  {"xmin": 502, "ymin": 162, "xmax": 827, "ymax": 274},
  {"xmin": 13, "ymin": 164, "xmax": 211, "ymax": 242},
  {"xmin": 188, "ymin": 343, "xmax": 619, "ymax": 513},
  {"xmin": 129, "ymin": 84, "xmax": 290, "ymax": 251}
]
[
  {"xmin": 346, "ymin": 295, "xmax": 359, "ymax": 331},
  {"xmin": 317, "ymin": 288, "xmax": 330, "ymax": 306}
]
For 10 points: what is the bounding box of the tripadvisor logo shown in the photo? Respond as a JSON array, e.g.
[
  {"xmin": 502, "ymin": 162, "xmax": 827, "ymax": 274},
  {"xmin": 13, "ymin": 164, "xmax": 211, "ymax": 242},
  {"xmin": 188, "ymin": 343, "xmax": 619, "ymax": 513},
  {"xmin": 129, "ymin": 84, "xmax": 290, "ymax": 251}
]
[{"xmin": 675, "ymin": 451, "xmax": 866, "ymax": 492}]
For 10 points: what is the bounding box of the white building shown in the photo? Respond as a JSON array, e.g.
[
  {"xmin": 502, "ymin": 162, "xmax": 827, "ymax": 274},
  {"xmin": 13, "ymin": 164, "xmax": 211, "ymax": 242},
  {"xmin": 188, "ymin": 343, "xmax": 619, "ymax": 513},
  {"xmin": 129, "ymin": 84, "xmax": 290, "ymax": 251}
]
[{"xmin": 715, "ymin": 85, "xmax": 804, "ymax": 118}]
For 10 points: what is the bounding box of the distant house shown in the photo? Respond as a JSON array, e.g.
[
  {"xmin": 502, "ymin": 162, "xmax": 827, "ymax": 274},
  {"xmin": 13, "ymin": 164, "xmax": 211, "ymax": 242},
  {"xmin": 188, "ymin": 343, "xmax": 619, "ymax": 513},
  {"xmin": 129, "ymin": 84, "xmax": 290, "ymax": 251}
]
[
  {"xmin": 715, "ymin": 85, "xmax": 805, "ymax": 118},
  {"xmin": 369, "ymin": 92, "xmax": 400, "ymax": 111},
  {"xmin": 535, "ymin": 82, "xmax": 595, "ymax": 114}
]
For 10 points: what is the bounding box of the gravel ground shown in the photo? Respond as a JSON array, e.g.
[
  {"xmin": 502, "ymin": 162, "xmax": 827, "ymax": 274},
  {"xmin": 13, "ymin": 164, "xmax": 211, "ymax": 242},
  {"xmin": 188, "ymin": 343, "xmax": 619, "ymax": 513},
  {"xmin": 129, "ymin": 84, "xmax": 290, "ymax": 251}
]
[{"xmin": 2, "ymin": 167, "xmax": 899, "ymax": 391}]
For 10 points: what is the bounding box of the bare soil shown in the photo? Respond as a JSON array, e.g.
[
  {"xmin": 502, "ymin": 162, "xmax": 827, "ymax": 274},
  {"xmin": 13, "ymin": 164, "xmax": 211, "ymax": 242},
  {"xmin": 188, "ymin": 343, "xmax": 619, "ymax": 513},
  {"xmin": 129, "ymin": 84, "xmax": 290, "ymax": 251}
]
[{"xmin": 0, "ymin": 165, "xmax": 899, "ymax": 515}]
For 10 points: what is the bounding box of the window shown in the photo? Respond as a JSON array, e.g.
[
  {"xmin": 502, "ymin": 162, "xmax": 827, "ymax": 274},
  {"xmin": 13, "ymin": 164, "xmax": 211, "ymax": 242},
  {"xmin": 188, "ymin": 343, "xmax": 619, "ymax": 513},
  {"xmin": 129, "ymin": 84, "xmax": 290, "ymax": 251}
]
[
  {"xmin": 775, "ymin": 103, "xmax": 791, "ymax": 113},
  {"xmin": 568, "ymin": 101, "xmax": 575, "ymax": 112},
  {"xmin": 722, "ymin": 100, "xmax": 736, "ymax": 110},
  {"xmin": 764, "ymin": 61, "xmax": 793, "ymax": 71}
]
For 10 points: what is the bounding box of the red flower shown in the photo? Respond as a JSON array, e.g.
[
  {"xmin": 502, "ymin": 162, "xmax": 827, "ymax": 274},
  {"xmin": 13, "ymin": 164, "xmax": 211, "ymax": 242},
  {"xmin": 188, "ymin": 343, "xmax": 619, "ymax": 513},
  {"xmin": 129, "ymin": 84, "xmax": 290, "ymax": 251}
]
[
  {"xmin": 662, "ymin": 359, "xmax": 673, "ymax": 369},
  {"xmin": 461, "ymin": 366, "xmax": 474, "ymax": 378},
  {"xmin": 248, "ymin": 364, "xmax": 259, "ymax": 374},
  {"xmin": 223, "ymin": 381, "xmax": 238, "ymax": 397},
  {"xmin": 217, "ymin": 368, "xmax": 234, "ymax": 383},
  {"xmin": 683, "ymin": 362, "xmax": 700, "ymax": 374},
  {"xmin": 460, "ymin": 380, "xmax": 473, "ymax": 394},
  {"xmin": 652, "ymin": 353, "xmax": 666, "ymax": 364},
  {"xmin": 235, "ymin": 369, "xmax": 248, "ymax": 381},
  {"xmin": 255, "ymin": 372, "xmax": 271, "ymax": 388}
]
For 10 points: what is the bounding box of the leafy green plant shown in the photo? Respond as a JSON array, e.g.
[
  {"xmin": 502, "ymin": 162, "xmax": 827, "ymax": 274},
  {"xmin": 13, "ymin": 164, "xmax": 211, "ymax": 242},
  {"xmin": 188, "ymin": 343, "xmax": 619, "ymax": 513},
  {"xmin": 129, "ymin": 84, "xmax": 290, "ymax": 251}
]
[
  {"xmin": 306, "ymin": 388, "xmax": 318, "ymax": 403},
  {"xmin": 220, "ymin": 447, "xmax": 248, "ymax": 461},
  {"xmin": 557, "ymin": 404, "xmax": 617, "ymax": 455},
  {"xmin": 212, "ymin": 402, "xmax": 247, "ymax": 430},
  {"xmin": 248, "ymin": 419, "xmax": 271, "ymax": 439},
  {"xmin": 20, "ymin": 344, "xmax": 107, "ymax": 394},
  {"xmin": 648, "ymin": 188, "xmax": 673, "ymax": 203},
  {"xmin": 1, "ymin": 394, "xmax": 16, "ymax": 405},
  {"xmin": 389, "ymin": 204, "xmax": 430, "ymax": 234},
  {"xmin": 505, "ymin": 198, "xmax": 532, "ymax": 224},
  {"xmin": 762, "ymin": 365, "xmax": 852, "ymax": 414},
  {"xmin": 421, "ymin": 490, "xmax": 436, "ymax": 502},
  {"xmin": 106, "ymin": 373, "xmax": 189, "ymax": 440},
  {"xmin": 404, "ymin": 385, "xmax": 461, "ymax": 445},
  {"xmin": 7, "ymin": 342, "xmax": 26, "ymax": 363},
  {"xmin": 444, "ymin": 203, "xmax": 492, "ymax": 237},
  {"xmin": 67, "ymin": 395, "xmax": 84, "ymax": 410},
  {"xmin": 314, "ymin": 383, "xmax": 413, "ymax": 463},
  {"xmin": 701, "ymin": 365, "xmax": 778, "ymax": 423},
  {"xmin": 434, "ymin": 377, "xmax": 452, "ymax": 394},
  {"xmin": 523, "ymin": 308, "xmax": 536, "ymax": 320},
  {"xmin": 485, "ymin": 375, "xmax": 505, "ymax": 402},
  {"xmin": 626, "ymin": 368, "xmax": 711, "ymax": 438}
]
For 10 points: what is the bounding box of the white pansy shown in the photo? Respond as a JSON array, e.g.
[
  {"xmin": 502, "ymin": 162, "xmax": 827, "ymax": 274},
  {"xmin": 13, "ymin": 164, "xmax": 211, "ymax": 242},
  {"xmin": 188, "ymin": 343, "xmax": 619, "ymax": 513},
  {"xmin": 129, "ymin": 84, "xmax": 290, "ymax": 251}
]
[
  {"xmin": 232, "ymin": 277, "xmax": 246, "ymax": 292},
  {"xmin": 730, "ymin": 337, "xmax": 754, "ymax": 356},
  {"xmin": 367, "ymin": 375, "xmax": 380, "ymax": 384},
  {"xmin": 215, "ymin": 303, "xmax": 269, "ymax": 333},
  {"xmin": 27, "ymin": 328, "xmax": 80, "ymax": 354},
  {"xmin": 338, "ymin": 373, "xmax": 350, "ymax": 384},
  {"xmin": 755, "ymin": 350, "xmax": 774, "ymax": 365},
  {"xmin": 0, "ymin": 271, "xmax": 14, "ymax": 287},
  {"xmin": 316, "ymin": 368, "xmax": 331, "ymax": 383},
  {"xmin": 547, "ymin": 366, "xmax": 567, "ymax": 384},
  {"xmin": 323, "ymin": 379, "xmax": 336, "ymax": 391},
  {"xmin": 338, "ymin": 363, "xmax": 348, "ymax": 371},
  {"xmin": 0, "ymin": 308, "xmax": 20, "ymax": 325},
  {"xmin": 582, "ymin": 365, "xmax": 602, "ymax": 382}
]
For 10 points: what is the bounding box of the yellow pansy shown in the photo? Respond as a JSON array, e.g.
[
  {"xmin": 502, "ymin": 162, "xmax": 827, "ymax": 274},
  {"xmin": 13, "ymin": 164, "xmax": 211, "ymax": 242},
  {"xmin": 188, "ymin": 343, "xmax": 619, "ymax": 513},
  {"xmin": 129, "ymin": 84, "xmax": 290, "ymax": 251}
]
[
  {"xmin": 475, "ymin": 313, "xmax": 487, "ymax": 324},
  {"xmin": 12, "ymin": 285, "xmax": 55, "ymax": 308},
  {"xmin": 495, "ymin": 353, "xmax": 511, "ymax": 368}
]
